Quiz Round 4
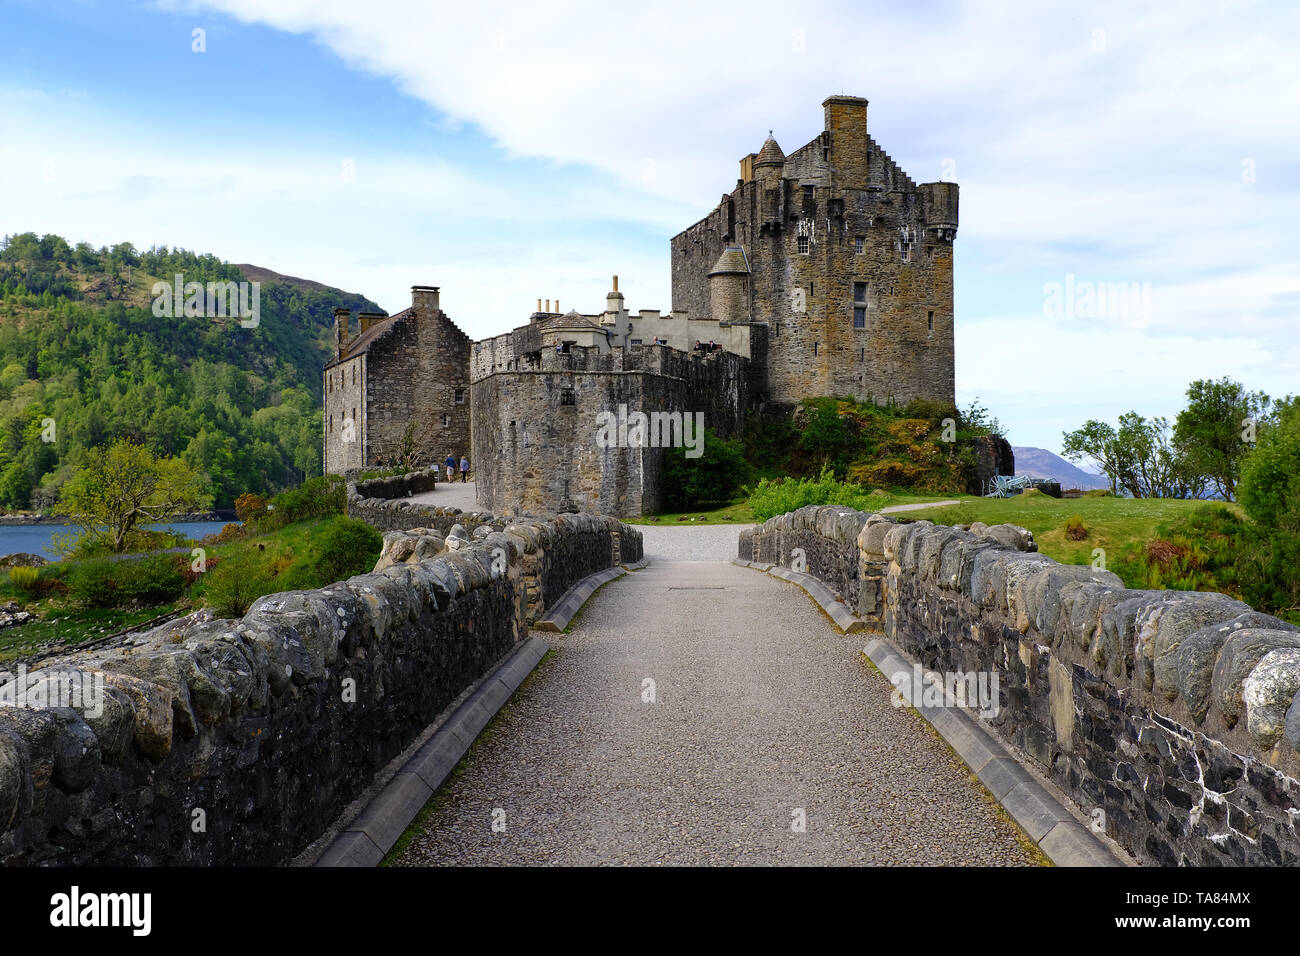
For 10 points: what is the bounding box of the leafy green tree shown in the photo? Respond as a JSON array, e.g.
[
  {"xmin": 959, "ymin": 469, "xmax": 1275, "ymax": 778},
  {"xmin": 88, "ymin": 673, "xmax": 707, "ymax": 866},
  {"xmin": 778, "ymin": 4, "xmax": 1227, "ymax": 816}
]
[
  {"xmin": 1063, "ymin": 412, "xmax": 1199, "ymax": 498},
  {"xmin": 1239, "ymin": 396, "xmax": 1300, "ymax": 530},
  {"xmin": 1173, "ymin": 377, "xmax": 1269, "ymax": 500},
  {"xmin": 59, "ymin": 438, "xmax": 211, "ymax": 552},
  {"xmin": 661, "ymin": 427, "xmax": 750, "ymax": 510}
]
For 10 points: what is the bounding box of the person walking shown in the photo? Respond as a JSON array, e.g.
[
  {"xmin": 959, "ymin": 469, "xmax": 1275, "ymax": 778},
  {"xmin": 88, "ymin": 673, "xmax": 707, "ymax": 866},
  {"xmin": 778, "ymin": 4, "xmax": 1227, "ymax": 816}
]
[
  {"xmin": 444, "ymin": 453, "xmax": 455, "ymax": 483},
  {"xmin": 459, "ymin": 455, "xmax": 470, "ymax": 483}
]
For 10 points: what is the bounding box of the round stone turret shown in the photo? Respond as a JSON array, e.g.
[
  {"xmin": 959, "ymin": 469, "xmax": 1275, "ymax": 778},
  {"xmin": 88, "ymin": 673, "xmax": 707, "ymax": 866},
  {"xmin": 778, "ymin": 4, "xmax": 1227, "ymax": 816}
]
[
  {"xmin": 753, "ymin": 132, "xmax": 785, "ymax": 185},
  {"xmin": 707, "ymin": 246, "xmax": 750, "ymax": 324}
]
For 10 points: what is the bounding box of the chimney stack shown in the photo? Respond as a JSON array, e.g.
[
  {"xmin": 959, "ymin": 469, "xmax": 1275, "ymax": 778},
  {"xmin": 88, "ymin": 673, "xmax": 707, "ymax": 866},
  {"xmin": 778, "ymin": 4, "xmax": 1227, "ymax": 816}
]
[
  {"xmin": 358, "ymin": 311, "xmax": 384, "ymax": 334},
  {"xmin": 333, "ymin": 308, "xmax": 351, "ymax": 356},
  {"xmin": 545, "ymin": 299, "xmax": 550, "ymax": 312},
  {"xmin": 411, "ymin": 285, "xmax": 440, "ymax": 314},
  {"xmin": 537, "ymin": 298, "xmax": 542, "ymax": 313}
]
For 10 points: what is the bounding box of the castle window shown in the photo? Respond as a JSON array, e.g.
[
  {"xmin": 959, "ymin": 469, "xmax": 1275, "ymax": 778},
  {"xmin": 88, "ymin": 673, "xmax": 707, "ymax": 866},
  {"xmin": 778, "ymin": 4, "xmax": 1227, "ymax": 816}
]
[
  {"xmin": 630, "ymin": 338, "xmax": 643, "ymax": 351},
  {"xmin": 454, "ymin": 387, "xmax": 465, "ymax": 404},
  {"xmin": 853, "ymin": 282, "xmax": 867, "ymax": 303},
  {"xmin": 560, "ymin": 388, "xmax": 575, "ymax": 406},
  {"xmin": 809, "ymin": 281, "xmax": 814, "ymax": 296},
  {"xmin": 813, "ymin": 342, "xmax": 818, "ymax": 357},
  {"xmin": 803, "ymin": 185, "xmax": 814, "ymax": 203},
  {"xmin": 855, "ymin": 236, "xmax": 864, "ymax": 254},
  {"xmin": 442, "ymin": 413, "xmax": 449, "ymax": 426},
  {"xmin": 853, "ymin": 307, "xmax": 866, "ymax": 329},
  {"xmin": 859, "ymin": 348, "xmax": 864, "ymax": 362},
  {"xmin": 797, "ymin": 235, "xmax": 809, "ymax": 254},
  {"xmin": 927, "ymin": 310, "xmax": 935, "ymax": 331}
]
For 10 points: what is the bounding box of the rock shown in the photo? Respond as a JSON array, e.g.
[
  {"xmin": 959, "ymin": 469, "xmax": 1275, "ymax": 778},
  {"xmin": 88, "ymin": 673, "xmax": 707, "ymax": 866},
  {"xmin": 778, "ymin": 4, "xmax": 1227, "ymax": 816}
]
[
  {"xmin": 1243, "ymin": 649, "xmax": 1300, "ymax": 750},
  {"xmin": 1148, "ymin": 595, "xmax": 1251, "ymax": 701},
  {"xmin": 1211, "ymin": 629, "xmax": 1300, "ymax": 728},
  {"xmin": 101, "ymin": 672, "xmax": 174, "ymax": 761},
  {"xmin": 51, "ymin": 710, "xmax": 101, "ymax": 793},
  {"xmin": 980, "ymin": 523, "xmax": 1037, "ymax": 552},
  {"xmin": 1176, "ymin": 613, "xmax": 1297, "ymax": 724},
  {"xmin": 0, "ymin": 730, "xmax": 30, "ymax": 831},
  {"xmin": 0, "ymin": 553, "xmax": 47, "ymax": 568},
  {"xmin": 1285, "ymin": 691, "xmax": 1300, "ymax": 753}
]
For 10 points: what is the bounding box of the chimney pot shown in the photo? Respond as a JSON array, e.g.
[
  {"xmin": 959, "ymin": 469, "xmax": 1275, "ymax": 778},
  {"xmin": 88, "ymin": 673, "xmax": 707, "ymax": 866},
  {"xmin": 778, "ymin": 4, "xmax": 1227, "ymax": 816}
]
[{"xmin": 613, "ymin": 275, "xmax": 619, "ymax": 292}]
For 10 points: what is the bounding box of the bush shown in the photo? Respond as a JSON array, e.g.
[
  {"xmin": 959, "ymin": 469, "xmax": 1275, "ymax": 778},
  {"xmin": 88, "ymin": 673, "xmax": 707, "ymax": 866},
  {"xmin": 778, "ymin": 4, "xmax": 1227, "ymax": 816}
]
[
  {"xmin": 746, "ymin": 465, "xmax": 883, "ymax": 522},
  {"xmin": 263, "ymin": 474, "xmax": 348, "ymax": 529},
  {"xmin": 280, "ymin": 517, "xmax": 382, "ymax": 588},
  {"xmin": 661, "ymin": 428, "xmax": 750, "ymax": 510},
  {"xmin": 202, "ymin": 553, "xmax": 276, "ymax": 618},
  {"xmin": 8, "ymin": 565, "xmax": 39, "ymax": 592},
  {"xmin": 67, "ymin": 553, "xmax": 185, "ymax": 608},
  {"xmin": 234, "ymin": 492, "xmax": 266, "ymax": 524},
  {"xmin": 1064, "ymin": 515, "xmax": 1088, "ymax": 541}
]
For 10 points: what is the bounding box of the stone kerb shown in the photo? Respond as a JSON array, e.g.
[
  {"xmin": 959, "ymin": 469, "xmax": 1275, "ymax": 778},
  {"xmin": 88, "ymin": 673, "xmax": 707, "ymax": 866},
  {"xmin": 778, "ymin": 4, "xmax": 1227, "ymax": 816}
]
[{"xmin": 743, "ymin": 504, "xmax": 1300, "ymax": 865}]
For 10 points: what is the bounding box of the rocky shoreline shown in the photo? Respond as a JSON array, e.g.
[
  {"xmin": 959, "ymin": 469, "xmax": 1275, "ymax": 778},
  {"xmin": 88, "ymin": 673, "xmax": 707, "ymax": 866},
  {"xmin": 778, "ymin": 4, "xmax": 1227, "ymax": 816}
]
[{"xmin": 0, "ymin": 511, "xmax": 235, "ymax": 526}]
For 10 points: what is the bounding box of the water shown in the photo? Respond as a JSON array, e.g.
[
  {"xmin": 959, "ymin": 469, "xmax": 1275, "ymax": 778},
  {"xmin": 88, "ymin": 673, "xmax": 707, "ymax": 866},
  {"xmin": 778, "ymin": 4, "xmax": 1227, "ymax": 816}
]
[{"xmin": 0, "ymin": 521, "xmax": 236, "ymax": 559}]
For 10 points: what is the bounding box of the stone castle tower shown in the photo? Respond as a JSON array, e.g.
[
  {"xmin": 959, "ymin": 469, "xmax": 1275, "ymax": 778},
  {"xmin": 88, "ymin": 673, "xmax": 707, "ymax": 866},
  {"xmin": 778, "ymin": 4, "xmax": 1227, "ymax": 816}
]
[{"xmin": 670, "ymin": 95, "xmax": 957, "ymax": 408}]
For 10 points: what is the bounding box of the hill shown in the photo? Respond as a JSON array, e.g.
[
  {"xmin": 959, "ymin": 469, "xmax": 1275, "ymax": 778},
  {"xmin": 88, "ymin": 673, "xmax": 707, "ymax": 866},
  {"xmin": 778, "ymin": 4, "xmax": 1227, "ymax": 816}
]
[
  {"xmin": 0, "ymin": 232, "xmax": 383, "ymax": 509},
  {"xmin": 1011, "ymin": 446, "xmax": 1110, "ymax": 490}
]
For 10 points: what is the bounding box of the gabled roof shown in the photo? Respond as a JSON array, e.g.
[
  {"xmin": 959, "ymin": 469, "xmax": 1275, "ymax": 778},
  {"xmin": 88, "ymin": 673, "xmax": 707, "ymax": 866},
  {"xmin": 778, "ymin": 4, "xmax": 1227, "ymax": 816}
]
[{"xmin": 324, "ymin": 308, "xmax": 406, "ymax": 369}]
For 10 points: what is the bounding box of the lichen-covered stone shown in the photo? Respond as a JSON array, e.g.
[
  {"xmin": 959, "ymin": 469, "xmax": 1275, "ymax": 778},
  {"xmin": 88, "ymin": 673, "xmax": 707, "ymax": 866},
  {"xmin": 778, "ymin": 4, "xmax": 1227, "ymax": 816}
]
[{"xmin": 1212, "ymin": 629, "xmax": 1300, "ymax": 728}]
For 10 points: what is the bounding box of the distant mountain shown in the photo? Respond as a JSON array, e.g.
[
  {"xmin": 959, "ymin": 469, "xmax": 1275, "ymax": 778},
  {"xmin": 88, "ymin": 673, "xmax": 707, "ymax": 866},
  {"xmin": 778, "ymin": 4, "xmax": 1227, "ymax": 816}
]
[{"xmin": 1011, "ymin": 447, "xmax": 1111, "ymax": 491}]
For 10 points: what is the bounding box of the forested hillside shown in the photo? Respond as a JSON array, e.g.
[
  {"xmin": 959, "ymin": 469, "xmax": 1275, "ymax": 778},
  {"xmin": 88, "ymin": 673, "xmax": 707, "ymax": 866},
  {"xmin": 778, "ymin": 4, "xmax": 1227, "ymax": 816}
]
[{"xmin": 0, "ymin": 232, "xmax": 382, "ymax": 509}]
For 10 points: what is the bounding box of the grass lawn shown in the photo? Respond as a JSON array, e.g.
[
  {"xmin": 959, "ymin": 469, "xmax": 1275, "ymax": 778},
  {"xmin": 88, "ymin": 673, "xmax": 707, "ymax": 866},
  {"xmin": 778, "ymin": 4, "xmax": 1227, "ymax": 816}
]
[
  {"xmin": 629, "ymin": 491, "xmax": 959, "ymax": 526},
  {"xmin": 913, "ymin": 493, "xmax": 1234, "ymax": 568}
]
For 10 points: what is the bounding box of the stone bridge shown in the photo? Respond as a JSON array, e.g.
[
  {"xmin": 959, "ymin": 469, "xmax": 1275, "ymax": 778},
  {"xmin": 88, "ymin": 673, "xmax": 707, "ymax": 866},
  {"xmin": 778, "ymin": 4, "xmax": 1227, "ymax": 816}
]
[{"xmin": 2, "ymin": 481, "xmax": 1298, "ymax": 867}]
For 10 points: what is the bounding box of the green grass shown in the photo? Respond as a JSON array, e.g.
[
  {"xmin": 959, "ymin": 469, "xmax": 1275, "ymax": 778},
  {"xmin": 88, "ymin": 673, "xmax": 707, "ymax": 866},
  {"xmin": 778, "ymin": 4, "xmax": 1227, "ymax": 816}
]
[
  {"xmin": 914, "ymin": 493, "xmax": 1233, "ymax": 568},
  {"xmin": 629, "ymin": 491, "xmax": 956, "ymax": 526},
  {"xmin": 0, "ymin": 604, "xmax": 180, "ymax": 662}
]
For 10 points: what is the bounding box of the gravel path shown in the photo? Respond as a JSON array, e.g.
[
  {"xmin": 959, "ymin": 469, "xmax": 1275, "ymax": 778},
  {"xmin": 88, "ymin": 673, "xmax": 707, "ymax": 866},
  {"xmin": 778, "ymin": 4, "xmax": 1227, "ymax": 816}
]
[
  {"xmin": 391, "ymin": 546, "xmax": 1040, "ymax": 866},
  {"xmin": 407, "ymin": 480, "xmax": 478, "ymax": 512}
]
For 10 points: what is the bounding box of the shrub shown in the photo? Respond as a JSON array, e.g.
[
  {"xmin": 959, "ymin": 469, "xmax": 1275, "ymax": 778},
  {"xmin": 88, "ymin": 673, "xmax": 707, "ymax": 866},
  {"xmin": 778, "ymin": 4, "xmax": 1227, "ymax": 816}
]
[
  {"xmin": 201, "ymin": 554, "xmax": 276, "ymax": 619},
  {"xmin": 1064, "ymin": 515, "xmax": 1088, "ymax": 540},
  {"xmin": 234, "ymin": 492, "xmax": 267, "ymax": 524},
  {"xmin": 264, "ymin": 474, "xmax": 348, "ymax": 529},
  {"xmin": 280, "ymin": 517, "xmax": 382, "ymax": 588},
  {"xmin": 661, "ymin": 428, "xmax": 750, "ymax": 510},
  {"xmin": 8, "ymin": 565, "xmax": 39, "ymax": 592},
  {"xmin": 746, "ymin": 465, "xmax": 883, "ymax": 522},
  {"xmin": 67, "ymin": 559, "xmax": 120, "ymax": 608},
  {"xmin": 67, "ymin": 553, "xmax": 185, "ymax": 608}
]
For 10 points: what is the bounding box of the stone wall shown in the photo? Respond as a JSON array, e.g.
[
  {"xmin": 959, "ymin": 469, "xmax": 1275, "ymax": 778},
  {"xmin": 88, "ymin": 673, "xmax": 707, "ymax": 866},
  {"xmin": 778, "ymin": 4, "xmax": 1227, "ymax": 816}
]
[
  {"xmin": 0, "ymin": 501, "xmax": 640, "ymax": 866},
  {"xmin": 740, "ymin": 505, "xmax": 1300, "ymax": 866},
  {"xmin": 470, "ymin": 343, "xmax": 751, "ymax": 517}
]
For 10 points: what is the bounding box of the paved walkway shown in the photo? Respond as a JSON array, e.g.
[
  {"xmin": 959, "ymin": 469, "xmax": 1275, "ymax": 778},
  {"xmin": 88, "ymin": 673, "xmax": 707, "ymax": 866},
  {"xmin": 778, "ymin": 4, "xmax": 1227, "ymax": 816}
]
[
  {"xmin": 391, "ymin": 527, "xmax": 1040, "ymax": 866},
  {"xmin": 407, "ymin": 479, "xmax": 478, "ymax": 512}
]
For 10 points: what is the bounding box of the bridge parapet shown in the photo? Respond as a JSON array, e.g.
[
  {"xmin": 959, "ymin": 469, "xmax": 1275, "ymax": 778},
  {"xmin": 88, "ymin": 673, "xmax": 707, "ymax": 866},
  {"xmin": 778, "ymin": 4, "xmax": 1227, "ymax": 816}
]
[
  {"xmin": 743, "ymin": 505, "xmax": 1300, "ymax": 866},
  {"xmin": 0, "ymin": 493, "xmax": 640, "ymax": 866}
]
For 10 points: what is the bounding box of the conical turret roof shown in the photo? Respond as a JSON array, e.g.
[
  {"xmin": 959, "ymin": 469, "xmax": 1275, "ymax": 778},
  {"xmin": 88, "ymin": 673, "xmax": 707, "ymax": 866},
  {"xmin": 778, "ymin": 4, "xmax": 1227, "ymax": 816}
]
[
  {"xmin": 754, "ymin": 132, "xmax": 785, "ymax": 167},
  {"xmin": 708, "ymin": 246, "xmax": 750, "ymax": 277}
]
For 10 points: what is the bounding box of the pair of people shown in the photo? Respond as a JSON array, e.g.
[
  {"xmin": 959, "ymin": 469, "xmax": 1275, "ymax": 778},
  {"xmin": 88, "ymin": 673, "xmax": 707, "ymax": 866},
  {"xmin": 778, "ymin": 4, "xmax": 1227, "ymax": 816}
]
[{"xmin": 444, "ymin": 454, "xmax": 470, "ymax": 482}]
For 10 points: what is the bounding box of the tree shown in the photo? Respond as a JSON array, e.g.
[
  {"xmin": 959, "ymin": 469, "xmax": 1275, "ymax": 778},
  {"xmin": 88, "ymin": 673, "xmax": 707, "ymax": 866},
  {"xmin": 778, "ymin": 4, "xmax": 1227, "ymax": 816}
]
[
  {"xmin": 1239, "ymin": 396, "xmax": 1300, "ymax": 530},
  {"xmin": 1173, "ymin": 377, "xmax": 1269, "ymax": 500},
  {"xmin": 59, "ymin": 439, "xmax": 211, "ymax": 552},
  {"xmin": 1062, "ymin": 412, "xmax": 1200, "ymax": 498}
]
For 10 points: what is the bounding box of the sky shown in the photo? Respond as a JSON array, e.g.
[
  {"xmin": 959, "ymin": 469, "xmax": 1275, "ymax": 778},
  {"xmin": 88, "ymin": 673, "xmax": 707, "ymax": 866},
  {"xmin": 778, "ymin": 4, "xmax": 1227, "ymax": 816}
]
[{"xmin": 0, "ymin": 0, "xmax": 1297, "ymax": 456}]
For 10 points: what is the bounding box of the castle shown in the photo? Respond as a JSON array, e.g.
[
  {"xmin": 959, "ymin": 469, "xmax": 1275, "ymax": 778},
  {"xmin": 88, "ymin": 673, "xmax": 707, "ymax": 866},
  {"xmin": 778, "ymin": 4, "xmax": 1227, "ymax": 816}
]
[{"xmin": 324, "ymin": 95, "xmax": 959, "ymax": 516}]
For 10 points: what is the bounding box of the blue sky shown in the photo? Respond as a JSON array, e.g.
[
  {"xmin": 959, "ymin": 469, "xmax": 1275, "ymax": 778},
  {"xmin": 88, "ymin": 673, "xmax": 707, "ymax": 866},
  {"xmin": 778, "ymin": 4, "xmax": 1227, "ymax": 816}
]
[{"xmin": 1, "ymin": 0, "xmax": 1297, "ymax": 456}]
